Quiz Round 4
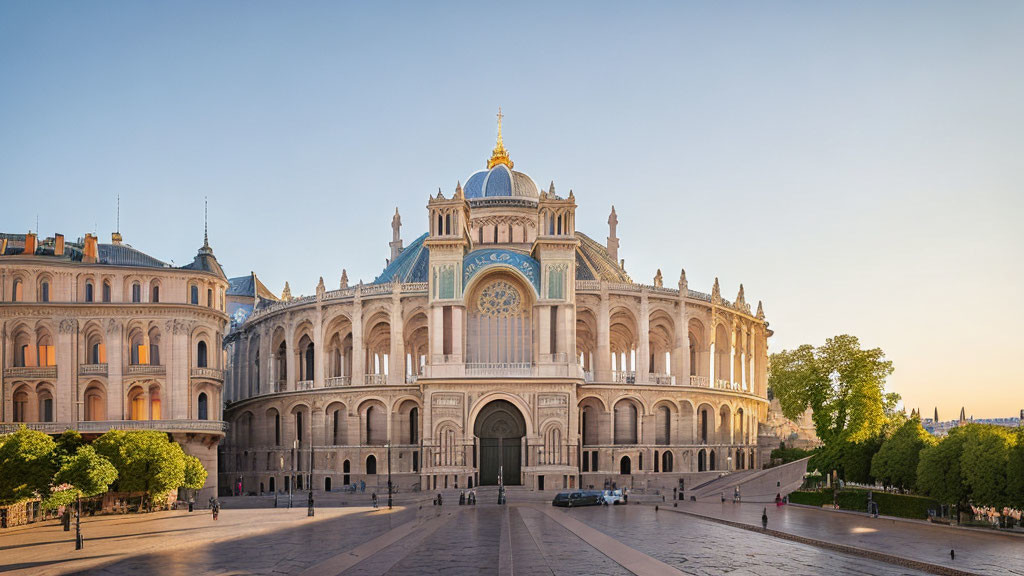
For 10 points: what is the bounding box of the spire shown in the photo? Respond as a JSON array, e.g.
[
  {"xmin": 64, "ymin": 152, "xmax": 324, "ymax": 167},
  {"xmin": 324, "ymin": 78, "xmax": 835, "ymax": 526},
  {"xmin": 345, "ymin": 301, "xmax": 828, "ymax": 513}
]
[
  {"xmin": 653, "ymin": 269, "xmax": 663, "ymax": 288},
  {"xmin": 736, "ymin": 284, "xmax": 746, "ymax": 308},
  {"xmin": 112, "ymin": 195, "xmax": 123, "ymax": 245},
  {"xmin": 340, "ymin": 269, "xmax": 349, "ymax": 289},
  {"xmin": 282, "ymin": 282, "xmax": 292, "ymax": 301},
  {"xmin": 455, "ymin": 180, "xmax": 464, "ymax": 200},
  {"xmin": 934, "ymin": 407, "xmax": 939, "ymax": 422},
  {"xmin": 607, "ymin": 205, "xmax": 619, "ymax": 264},
  {"xmin": 549, "ymin": 181, "xmax": 555, "ymax": 196},
  {"xmin": 712, "ymin": 277, "xmax": 721, "ymax": 303},
  {"xmin": 756, "ymin": 300, "xmax": 764, "ymax": 320},
  {"xmin": 487, "ymin": 107, "xmax": 514, "ymax": 169},
  {"xmin": 678, "ymin": 268, "xmax": 688, "ymax": 292},
  {"xmin": 390, "ymin": 207, "xmax": 403, "ymax": 261},
  {"xmin": 959, "ymin": 406, "xmax": 966, "ymax": 423}
]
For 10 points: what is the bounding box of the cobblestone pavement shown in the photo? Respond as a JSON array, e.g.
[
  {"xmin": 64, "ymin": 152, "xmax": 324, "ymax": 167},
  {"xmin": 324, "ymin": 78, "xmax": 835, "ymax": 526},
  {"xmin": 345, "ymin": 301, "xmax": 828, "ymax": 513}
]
[
  {"xmin": 672, "ymin": 501, "xmax": 1024, "ymax": 576},
  {"xmin": 3, "ymin": 500, "xmax": 1014, "ymax": 575}
]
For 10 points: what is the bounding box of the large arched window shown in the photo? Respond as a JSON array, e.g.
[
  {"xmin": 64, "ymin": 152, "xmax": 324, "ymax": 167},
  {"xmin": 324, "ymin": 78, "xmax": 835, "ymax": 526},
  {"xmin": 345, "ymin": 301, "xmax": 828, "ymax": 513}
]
[
  {"xmin": 467, "ymin": 276, "xmax": 533, "ymax": 365},
  {"xmin": 84, "ymin": 384, "xmax": 105, "ymax": 421},
  {"xmin": 190, "ymin": 284, "xmax": 199, "ymax": 305},
  {"xmin": 12, "ymin": 279, "xmax": 24, "ymax": 302},
  {"xmin": 613, "ymin": 400, "xmax": 638, "ymax": 445},
  {"xmin": 197, "ymin": 392, "xmax": 208, "ymax": 420},
  {"xmin": 655, "ymin": 405, "xmax": 671, "ymax": 445},
  {"xmin": 366, "ymin": 454, "xmax": 377, "ymax": 475},
  {"xmin": 365, "ymin": 405, "xmax": 385, "ymax": 445},
  {"xmin": 131, "ymin": 282, "xmax": 141, "ymax": 303},
  {"xmin": 197, "ymin": 341, "xmax": 208, "ymax": 368},
  {"xmin": 12, "ymin": 387, "xmax": 29, "ymax": 422},
  {"xmin": 39, "ymin": 280, "xmax": 50, "ymax": 302}
]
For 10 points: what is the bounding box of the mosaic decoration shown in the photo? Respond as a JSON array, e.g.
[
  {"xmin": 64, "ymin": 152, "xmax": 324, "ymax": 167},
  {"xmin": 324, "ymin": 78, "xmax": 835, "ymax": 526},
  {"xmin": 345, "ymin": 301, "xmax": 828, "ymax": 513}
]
[
  {"xmin": 477, "ymin": 280, "xmax": 522, "ymax": 318},
  {"xmin": 463, "ymin": 249, "xmax": 540, "ymax": 293}
]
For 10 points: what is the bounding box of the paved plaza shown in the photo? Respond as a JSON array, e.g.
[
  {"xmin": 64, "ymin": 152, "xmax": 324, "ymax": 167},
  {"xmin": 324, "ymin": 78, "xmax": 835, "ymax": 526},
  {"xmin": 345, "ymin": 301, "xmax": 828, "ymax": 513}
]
[{"xmin": 0, "ymin": 494, "xmax": 1018, "ymax": 576}]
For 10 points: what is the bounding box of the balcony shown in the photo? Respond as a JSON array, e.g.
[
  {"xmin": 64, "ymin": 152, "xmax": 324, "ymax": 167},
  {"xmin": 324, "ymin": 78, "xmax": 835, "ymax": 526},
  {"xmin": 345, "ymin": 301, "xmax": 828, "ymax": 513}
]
[
  {"xmin": 79, "ymin": 364, "xmax": 108, "ymax": 377},
  {"xmin": 326, "ymin": 376, "xmax": 351, "ymax": 388},
  {"xmin": 465, "ymin": 363, "xmax": 531, "ymax": 377},
  {"xmin": 364, "ymin": 374, "xmax": 387, "ymax": 386},
  {"xmin": 126, "ymin": 365, "xmax": 165, "ymax": 376},
  {"xmin": 650, "ymin": 373, "xmax": 675, "ymax": 386},
  {"xmin": 405, "ymin": 374, "xmax": 419, "ymax": 384},
  {"xmin": 0, "ymin": 419, "xmax": 228, "ymax": 436},
  {"xmin": 190, "ymin": 367, "xmax": 224, "ymax": 381},
  {"xmin": 4, "ymin": 366, "xmax": 57, "ymax": 380},
  {"xmin": 295, "ymin": 380, "xmax": 314, "ymax": 390},
  {"xmin": 611, "ymin": 370, "xmax": 636, "ymax": 384},
  {"xmin": 689, "ymin": 375, "xmax": 710, "ymax": 388}
]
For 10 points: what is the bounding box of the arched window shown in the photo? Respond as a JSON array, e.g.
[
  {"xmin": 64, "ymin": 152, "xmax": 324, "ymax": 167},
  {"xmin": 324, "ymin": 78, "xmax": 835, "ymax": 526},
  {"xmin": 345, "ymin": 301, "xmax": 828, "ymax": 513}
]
[
  {"xmin": 39, "ymin": 281, "xmax": 49, "ymax": 302},
  {"xmin": 332, "ymin": 408, "xmax": 343, "ymax": 445},
  {"xmin": 131, "ymin": 282, "xmax": 141, "ymax": 303},
  {"xmin": 12, "ymin": 279, "xmax": 23, "ymax": 302},
  {"xmin": 620, "ymin": 455, "xmax": 631, "ymax": 475},
  {"xmin": 295, "ymin": 411, "xmax": 304, "ymax": 443},
  {"xmin": 207, "ymin": 288, "xmax": 213, "ymax": 307},
  {"xmin": 656, "ymin": 406, "xmax": 671, "ymax": 445},
  {"xmin": 709, "ymin": 449, "xmax": 717, "ymax": 471},
  {"xmin": 365, "ymin": 406, "xmax": 385, "ymax": 445},
  {"xmin": 662, "ymin": 450, "xmax": 673, "ymax": 472},
  {"xmin": 409, "ymin": 407, "xmax": 419, "ymax": 445},
  {"xmin": 467, "ymin": 278, "xmax": 532, "ymax": 365},
  {"xmin": 324, "ymin": 477, "xmax": 332, "ymax": 492},
  {"xmin": 274, "ymin": 413, "xmax": 281, "ymax": 445},
  {"xmin": 190, "ymin": 285, "xmax": 199, "ymax": 305},
  {"xmin": 197, "ymin": 341, "xmax": 208, "ymax": 368},
  {"xmin": 151, "ymin": 284, "xmax": 160, "ymax": 303},
  {"xmin": 84, "ymin": 384, "xmax": 105, "ymax": 421},
  {"xmin": 85, "ymin": 282, "xmax": 94, "ymax": 302},
  {"xmin": 102, "ymin": 281, "xmax": 111, "ymax": 303},
  {"xmin": 12, "ymin": 388, "xmax": 29, "ymax": 422},
  {"xmin": 343, "ymin": 460, "xmax": 350, "ymax": 485},
  {"xmin": 698, "ymin": 449, "xmax": 707, "ymax": 472},
  {"xmin": 197, "ymin": 392, "xmax": 208, "ymax": 420},
  {"xmin": 366, "ymin": 454, "xmax": 377, "ymax": 475},
  {"xmin": 613, "ymin": 400, "xmax": 638, "ymax": 445}
]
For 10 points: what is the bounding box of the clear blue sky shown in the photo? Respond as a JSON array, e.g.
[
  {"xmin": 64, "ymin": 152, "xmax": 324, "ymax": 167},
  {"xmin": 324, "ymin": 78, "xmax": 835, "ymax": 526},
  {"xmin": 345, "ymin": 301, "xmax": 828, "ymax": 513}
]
[{"xmin": 2, "ymin": 1, "xmax": 1022, "ymax": 419}]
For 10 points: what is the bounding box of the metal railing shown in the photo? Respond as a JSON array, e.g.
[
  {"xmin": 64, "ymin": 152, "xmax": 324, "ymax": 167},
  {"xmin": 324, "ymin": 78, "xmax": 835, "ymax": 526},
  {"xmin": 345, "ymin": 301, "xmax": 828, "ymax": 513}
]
[
  {"xmin": 465, "ymin": 363, "xmax": 532, "ymax": 377},
  {"xmin": 125, "ymin": 365, "xmax": 165, "ymax": 376},
  {"xmin": 326, "ymin": 376, "xmax": 351, "ymax": 387},
  {"xmin": 79, "ymin": 364, "xmax": 107, "ymax": 376},
  {"xmin": 190, "ymin": 367, "xmax": 224, "ymax": 380},
  {"xmin": 0, "ymin": 419, "xmax": 228, "ymax": 435},
  {"xmin": 4, "ymin": 366, "xmax": 58, "ymax": 379}
]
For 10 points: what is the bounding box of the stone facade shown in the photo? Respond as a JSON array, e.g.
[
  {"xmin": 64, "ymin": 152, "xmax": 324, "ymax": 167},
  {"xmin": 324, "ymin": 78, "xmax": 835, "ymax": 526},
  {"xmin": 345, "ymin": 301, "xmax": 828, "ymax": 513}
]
[
  {"xmin": 222, "ymin": 124, "xmax": 773, "ymax": 496},
  {"xmin": 0, "ymin": 231, "xmax": 229, "ymax": 500}
]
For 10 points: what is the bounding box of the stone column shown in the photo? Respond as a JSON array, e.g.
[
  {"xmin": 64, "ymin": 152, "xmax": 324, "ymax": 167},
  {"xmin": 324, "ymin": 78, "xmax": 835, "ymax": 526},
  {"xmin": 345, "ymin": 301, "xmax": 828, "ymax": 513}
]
[
  {"xmin": 596, "ymin": 286, "xmax": 611, "ymax": 381},
  {"xmin": 106, "ymin": 320, "xmax": 123, "ymax": 419},
  {"xmin": 57, "ymin": 319, "xmax": 76, "ymax": 422},
  {"xmin": 389, "ymin": 288, "xmax": 404, "ymax": 385},
  {"xmin": 314, "ymin": 307, "xmax": 325, "ymax": 389},
  {"xmin": 171, "ymin": 319, "xmax": 189, "ymax": 420},
  {"xmin": 537, "ymin": 304, "xmax": 550, "ymax": 360},
  {"xmin": 285, "ymin": 323, "xmax": 296, "ymax": 391},
  {"xmin": 638, "ymin": 291, "xmax": 650, "ymax": 383},
  {"xmin": 351, "ymin": 296, "xmax": 364, "ymax": 385}
]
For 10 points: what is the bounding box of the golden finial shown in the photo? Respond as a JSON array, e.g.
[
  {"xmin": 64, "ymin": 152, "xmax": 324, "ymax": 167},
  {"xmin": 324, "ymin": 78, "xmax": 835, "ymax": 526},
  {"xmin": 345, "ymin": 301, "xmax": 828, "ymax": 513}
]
[{"xmin": 487, "ymin": 107, "xmax": 514, "ymax": 169}]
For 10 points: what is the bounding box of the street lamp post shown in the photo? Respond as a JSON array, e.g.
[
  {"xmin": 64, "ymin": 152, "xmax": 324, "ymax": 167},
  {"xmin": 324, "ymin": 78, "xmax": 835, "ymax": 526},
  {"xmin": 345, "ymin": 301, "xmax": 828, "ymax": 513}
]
[
  {"xmin": 308, "ymin": 445, "xmax": 315, "ymax": 517},
  {"xmin": 386, "ymin": 441, "xmax": 393, "ymax": 510},
  {"xmin": 290, "ymin": 439, "xmax": 297, "ymax": 509},
  {"xmin": 74, "ymin": 494, "xmax": 83, "ymax": 550}
]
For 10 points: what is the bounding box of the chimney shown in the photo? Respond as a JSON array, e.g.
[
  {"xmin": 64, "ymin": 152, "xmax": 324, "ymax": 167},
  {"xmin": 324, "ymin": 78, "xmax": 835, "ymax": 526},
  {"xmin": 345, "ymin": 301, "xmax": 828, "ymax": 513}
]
[
  {"xmin": 111, "ymin": 231, "xmax": 123, "ymax": 245},
  {"xmin": 0, "ymin": 238, "xmax": 7, "ymax": 255},
  {"xmin": 83, "ymin": 234, "xmax": 98, "ymax": 263},
  {"xmin": 54, "ymin": 233, "xmax": 65, "ymax": 256},
  {"xmin": 24, "ymin": 231, "xmax": 36, "ymax": 255}
]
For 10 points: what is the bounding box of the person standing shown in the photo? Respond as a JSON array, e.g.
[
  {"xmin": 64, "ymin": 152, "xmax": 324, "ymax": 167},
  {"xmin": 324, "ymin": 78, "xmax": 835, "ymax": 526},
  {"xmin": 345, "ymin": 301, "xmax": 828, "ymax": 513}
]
[{"xmin": 372, "ymin": 492, "xmax": 378, "ymax": 509}]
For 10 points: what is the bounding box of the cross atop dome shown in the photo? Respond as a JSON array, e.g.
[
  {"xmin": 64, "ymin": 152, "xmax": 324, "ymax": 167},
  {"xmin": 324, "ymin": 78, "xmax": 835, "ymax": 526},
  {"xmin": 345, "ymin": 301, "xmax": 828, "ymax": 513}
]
[{"xmin": 487, "ymin": 107, "xmax": 514, "ymax": 169}]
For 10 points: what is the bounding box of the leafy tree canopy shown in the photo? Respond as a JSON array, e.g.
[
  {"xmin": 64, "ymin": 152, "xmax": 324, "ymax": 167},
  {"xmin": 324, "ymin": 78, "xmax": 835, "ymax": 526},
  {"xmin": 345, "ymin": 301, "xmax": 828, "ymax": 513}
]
[
  {"xmin": 1006, "ymin": 427, "xmax": 1024, "ymax": 510},
  {"xmin": 182, "ymin": 455, "xmax": 208, "ymax": 491},
  {"xmin": 916, "ymin": 426, "xmax": 969, "ymax": 506},
  {"xmin": 93, "ymin": 430, "xmax": 186, "ymax": 503},
  {"xmin": 44, "ymin": 445, "xmax": 117, "ymax": 509},
  {"xmin": 959, "ymin": 424, "xmax": 1015, "ymax": 509},
  {"xmin": 870, "ymin": 416, "xmax": 936, "ymax": 490},
  {"xmin": 0, "ymin": 427, "xmax": 57, "ymax": 504}
]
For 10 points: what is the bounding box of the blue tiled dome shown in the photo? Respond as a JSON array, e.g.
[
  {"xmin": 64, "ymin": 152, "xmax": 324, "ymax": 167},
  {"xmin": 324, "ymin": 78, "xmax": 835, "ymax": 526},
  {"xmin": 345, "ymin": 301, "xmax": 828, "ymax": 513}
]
[{"xmin": 463, "ymin": 164, "xmax": 539, "ymax": 200}]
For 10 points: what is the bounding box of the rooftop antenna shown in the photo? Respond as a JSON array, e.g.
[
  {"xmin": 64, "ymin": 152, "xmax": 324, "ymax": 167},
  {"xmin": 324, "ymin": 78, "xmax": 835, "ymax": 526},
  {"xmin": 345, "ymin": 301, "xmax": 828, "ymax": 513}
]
[
  {"xmin": 203, "ymin": 196, "xmax": 209, "ymax": 247},
  {"xmin": 35, "ymin": 214, "xmax": 39, "ymax": 235},
  {"xmin": 116, "ymin": 195, "xmax": 120, "ymax": 234}
]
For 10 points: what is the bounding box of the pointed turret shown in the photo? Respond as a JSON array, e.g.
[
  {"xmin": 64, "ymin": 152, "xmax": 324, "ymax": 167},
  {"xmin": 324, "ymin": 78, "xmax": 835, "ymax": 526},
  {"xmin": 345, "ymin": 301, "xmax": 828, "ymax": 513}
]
[
  {"xmin": 607, "ymin": 206, "xmax": 619, "ymax": 264},
  {"xmin": 454, "ymin": 180, "xmax": 464, "ymax": 200},
  {"xmin": 282, "ymin": 282, "xmax": 292, "ymax": 301},
  {"xmin": 487, "ymin": 107, "xmax": 513, "ymax": 169},
  {"xmin": 549, "ymin": 181, "xmax": 555, "ymax": 196},
  {"xmin": 756, "ymin": 300, "xmax": 765, "ymax": 320},
  {"xmin": 712, "ymin": 277, "xmax": 721, "ymax": 303},
  {"xmin": 736, "ymin": 284, "xmax": 746, "ymax": 308},
  {"xmin": 340, "ymin": 269, "xmax": 349, "ymax": 289},
  {"xmin": 390, "ymin": 208, "xmax": 403, "ymax": 261},
  {"xmin": 678, "ymin": 268, "xmax": 688, "ymax": 292},
  {"xmin": 959, "ymin": 407, "xmax": 966, "ymax": 423},
  {"xmin": 316, "ymin": 276, "xmax": 325, "ymax": 296}
]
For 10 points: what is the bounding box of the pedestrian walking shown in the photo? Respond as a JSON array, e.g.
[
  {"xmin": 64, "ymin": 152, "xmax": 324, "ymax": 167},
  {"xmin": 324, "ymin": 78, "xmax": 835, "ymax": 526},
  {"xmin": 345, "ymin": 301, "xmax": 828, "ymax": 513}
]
[{"xmin": 372, "ymin": 492, "xmax": 378, "ymax": 509}]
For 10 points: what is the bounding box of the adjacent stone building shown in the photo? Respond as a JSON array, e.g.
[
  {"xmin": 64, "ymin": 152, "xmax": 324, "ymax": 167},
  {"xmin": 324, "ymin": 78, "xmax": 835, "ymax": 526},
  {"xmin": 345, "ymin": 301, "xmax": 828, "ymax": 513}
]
[{"xmin": 0, "ymin": 230, "xmax": 229, "ymax": 500}]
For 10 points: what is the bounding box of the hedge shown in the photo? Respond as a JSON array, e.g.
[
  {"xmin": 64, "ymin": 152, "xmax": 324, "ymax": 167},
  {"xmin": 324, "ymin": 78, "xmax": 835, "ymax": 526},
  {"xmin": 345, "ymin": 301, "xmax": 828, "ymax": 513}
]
[{"xmin": 787, "ymin": 488, "xmax": 939, "ymax": 520}]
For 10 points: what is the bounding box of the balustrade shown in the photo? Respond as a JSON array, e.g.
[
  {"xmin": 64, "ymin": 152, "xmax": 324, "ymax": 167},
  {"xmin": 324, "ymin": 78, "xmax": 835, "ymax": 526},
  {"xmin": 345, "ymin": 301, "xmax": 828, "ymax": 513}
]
[
  {"xmin": 190, "ymin": 367, "xmax": 224, "ymax": 381},
  {"xmin": 325, "ymin": 376, "xmax": 351, "ymax": 387},
  {"xmin": 611, "ymin": 370, "xmax": 636, "ymax": 384},
  {"xmin": 79, "ymin": 364, "xmax": 107, "ymax": 376},
  {"xmin": 3, "ymin": 366, "xmax": 58, "ymax": 379},
  {"xmin": 296, "ymin": 380, "xmax": 314, "ymax": 390},
  {"xmin": 465, "ymin": 363, "xmax": 531, "ymax": 377},
  {"xmin": 364, "ymin": 373, "xmax": 387, "ymax": 386},
  {"xmin": 126, "ymin": 364, "xmax": 165, "ymax": 376}
]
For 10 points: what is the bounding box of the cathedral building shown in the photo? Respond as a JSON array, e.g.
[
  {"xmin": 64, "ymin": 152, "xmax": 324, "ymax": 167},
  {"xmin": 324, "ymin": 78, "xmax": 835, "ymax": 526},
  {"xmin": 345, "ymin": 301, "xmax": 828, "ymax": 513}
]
[
  {"xmin": 0, "ymin": 229, "xmax": 229, "ymax": 500},
  {"xmin": 222, "ymin": 117, "xmax": 772, "ymax": 495}
]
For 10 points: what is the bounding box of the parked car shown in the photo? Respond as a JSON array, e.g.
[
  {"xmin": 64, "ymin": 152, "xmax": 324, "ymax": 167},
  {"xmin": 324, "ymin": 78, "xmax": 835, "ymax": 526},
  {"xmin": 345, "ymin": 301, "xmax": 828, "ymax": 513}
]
[
  {"xmin": 601, "ymin": 489, "xmax": 625, "ymax": 505},
  {"xmin": 552, "ymin": 491, "xmax": 604, "ymax": 507}
]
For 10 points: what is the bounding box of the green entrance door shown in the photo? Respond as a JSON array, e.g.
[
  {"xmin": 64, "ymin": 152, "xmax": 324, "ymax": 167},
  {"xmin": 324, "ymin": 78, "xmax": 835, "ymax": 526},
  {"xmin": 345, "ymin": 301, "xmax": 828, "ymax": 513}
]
[{"xmin": 475, "ymin": 400, "xmax": 525, "ymax": 486}]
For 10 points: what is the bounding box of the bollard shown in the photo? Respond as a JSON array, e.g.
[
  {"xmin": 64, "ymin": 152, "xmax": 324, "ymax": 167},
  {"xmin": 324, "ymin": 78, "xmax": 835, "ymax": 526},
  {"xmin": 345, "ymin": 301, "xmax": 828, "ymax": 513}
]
[{"xmin": 762, "ymin": 507, "xmax": 768, "ymax": 530}]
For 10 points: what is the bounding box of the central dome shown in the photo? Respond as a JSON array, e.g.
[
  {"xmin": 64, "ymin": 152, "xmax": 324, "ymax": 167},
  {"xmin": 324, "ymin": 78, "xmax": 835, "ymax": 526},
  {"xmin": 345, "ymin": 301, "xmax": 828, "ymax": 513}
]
[{"xmin": 463, "ymin": 164, "xmax": 539, "ymax": 200}]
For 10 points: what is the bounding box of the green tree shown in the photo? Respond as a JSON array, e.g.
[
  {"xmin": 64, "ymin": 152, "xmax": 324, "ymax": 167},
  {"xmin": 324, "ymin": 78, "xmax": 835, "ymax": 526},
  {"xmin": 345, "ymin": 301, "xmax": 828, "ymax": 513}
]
[
  {"xmin": 870, "ymin": 416, "xmax": 936, "ymax": 489},
  {"xmin": 53, "ymin": 430, "xmax": 85, "ymax": 465},
  {"xmin": 1006, "ymin": 427, "xmax": 1024, "ymax": 511},
  {"xmin": 841, "ymin": 435, "xmax": 884, "ymax": 484},
  {"xmin": 44, "ymin": 445, "xmax": 117, "ymax": 510},
  {"xmin": 93, "ymin": 430, "xmax": 186, "ymax": 508},
  {"xmin": 769, "ymin": 335, "xmax": 897, "ymax": 447},
  {"xmin": 0, "ymin": 426, "xmax": 57, "ymax": 504},
  {"xmin": 960, "ymin": 424, "xmax": 1014, "ymax": 508},
  {"xmin": 182, "ymin": 455, "xmax": 208, "ymax": 492},
  {"xmin": 917, "ymin": 427, "xmax": 969, "ymax": 509}
]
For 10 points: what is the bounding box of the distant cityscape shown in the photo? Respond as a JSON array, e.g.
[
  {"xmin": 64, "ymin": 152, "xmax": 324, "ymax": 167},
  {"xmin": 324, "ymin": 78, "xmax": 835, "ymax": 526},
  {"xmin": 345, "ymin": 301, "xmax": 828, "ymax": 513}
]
[{"xmin": 921, "ymin": 407, "xmax": 1023, "ymax": 437}]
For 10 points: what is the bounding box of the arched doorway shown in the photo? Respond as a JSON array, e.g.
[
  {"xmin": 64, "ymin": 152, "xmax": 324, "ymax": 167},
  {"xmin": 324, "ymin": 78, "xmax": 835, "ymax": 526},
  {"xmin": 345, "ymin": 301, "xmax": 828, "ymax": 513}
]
[
  {"xmin": 620, "ymin": 455, "xmax": 632, "ymax": 475},
  {"xmin": 474, "ymin": 400, "xmax": 526, "ymax": 486},
  {"xmin": 366, "ymin": 454, "xmax": 377, "ymax": 475}
]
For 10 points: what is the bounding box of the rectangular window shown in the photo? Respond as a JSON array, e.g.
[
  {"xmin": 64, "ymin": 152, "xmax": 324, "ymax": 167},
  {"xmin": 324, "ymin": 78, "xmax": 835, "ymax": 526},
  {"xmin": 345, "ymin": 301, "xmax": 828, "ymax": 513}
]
[
  {"xmin": 442, "ymin": 306, "xmax": 453, "ymax": 356},
  {"xmin": 40, "ymin": 283, "xmax": 49, "ymax": 302},
  {"xmin": 38, "ymin": 345, "xmax": 56, "ymax": 366},
  {"xmin": 550, "ymin": 306, "xmax": 558, "ymax": 355},
  {"xmin": 582, "ymin": 451, "xmax": 589, "ymax": 472},
  {"xmin": 439, "ymin": 267, "xmax": 455, "ymax": 299}
]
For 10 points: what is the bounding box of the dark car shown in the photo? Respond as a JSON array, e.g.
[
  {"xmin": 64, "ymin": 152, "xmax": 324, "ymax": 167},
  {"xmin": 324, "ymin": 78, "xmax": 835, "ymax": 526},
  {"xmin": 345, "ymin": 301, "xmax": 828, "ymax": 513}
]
[{"xmin": 552, "ymin": 491, "xmax": 604, "ymax": 507}]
